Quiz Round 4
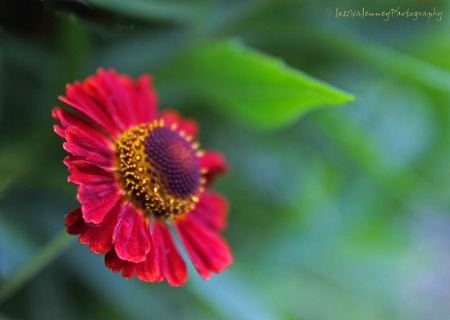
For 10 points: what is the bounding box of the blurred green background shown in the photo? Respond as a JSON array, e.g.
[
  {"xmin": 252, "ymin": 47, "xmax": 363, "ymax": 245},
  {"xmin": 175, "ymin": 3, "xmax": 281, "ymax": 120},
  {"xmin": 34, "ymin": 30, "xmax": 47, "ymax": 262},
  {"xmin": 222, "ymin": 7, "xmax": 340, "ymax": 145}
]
[{"xmin": 1, "ymin": 0, "xmax": 450, "ymax": 319}]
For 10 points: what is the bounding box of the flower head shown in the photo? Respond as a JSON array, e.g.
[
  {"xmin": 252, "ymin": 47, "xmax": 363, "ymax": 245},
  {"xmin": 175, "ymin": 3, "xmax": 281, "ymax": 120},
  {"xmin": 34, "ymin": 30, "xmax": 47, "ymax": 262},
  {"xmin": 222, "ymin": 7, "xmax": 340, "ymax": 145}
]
[{"xmin": 53, "ymin": 69, "xmax": 232, "ymax": 286}]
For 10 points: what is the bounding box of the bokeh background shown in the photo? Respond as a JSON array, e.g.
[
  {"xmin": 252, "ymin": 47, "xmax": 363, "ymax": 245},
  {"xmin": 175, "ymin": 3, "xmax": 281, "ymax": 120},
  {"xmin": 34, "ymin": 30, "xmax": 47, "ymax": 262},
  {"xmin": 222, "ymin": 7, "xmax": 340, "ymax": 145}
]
[{"xmin": 1, "ymin": 0, "xmax": 450, "ymax": 319}]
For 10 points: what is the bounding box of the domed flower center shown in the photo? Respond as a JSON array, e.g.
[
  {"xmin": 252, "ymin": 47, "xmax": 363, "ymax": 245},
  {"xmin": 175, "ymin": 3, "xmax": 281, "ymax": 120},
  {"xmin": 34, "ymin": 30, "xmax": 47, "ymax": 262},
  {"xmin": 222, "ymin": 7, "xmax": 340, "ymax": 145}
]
[{"xmin": 115, "ymin": 119, "xmax": 204, "ymax": 219}]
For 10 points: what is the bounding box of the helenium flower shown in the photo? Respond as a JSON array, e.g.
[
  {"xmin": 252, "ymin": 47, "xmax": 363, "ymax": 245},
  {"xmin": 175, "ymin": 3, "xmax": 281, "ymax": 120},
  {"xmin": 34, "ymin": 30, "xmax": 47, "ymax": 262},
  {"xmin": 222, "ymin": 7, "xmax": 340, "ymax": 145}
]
[{"xmin": 53, "ymin": 69, "xmax": 232, "ymax": 286}]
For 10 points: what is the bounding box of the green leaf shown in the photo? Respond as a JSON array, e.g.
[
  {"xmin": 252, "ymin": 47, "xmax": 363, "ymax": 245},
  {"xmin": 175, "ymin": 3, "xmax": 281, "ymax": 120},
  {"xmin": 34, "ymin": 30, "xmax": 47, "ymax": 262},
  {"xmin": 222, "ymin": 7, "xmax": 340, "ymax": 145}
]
[
  {"xmin": 85, "ymin": 0, "xmax": 198, "ymax": 23},
  {"xmin": 158, "ymin": 40, "xmax": 354, "ymax": 130}
]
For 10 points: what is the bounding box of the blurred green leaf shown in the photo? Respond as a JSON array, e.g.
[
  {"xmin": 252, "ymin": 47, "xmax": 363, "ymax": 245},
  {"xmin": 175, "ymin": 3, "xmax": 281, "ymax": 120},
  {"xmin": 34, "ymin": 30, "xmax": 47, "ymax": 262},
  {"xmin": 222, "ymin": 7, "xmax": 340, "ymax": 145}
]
[
  {"xmin": 159, "ymin": 40, "xmax": 355, "ymax": 130},
  {"xmin": 410, "ymin": 29, "xmax": 450, "ymax": 71},
  {"xmin": 85, "ymin": 0, "xmax": 199, "ymax": 23},
  {"xmin": 316, "ymin": 31, "xmax": 450, "ymax": 93}
]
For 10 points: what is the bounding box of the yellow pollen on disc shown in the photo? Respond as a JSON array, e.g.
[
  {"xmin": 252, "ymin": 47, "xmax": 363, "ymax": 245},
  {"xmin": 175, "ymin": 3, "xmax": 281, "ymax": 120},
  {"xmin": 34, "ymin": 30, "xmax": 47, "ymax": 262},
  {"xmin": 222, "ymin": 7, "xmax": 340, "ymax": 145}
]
[{"xmin": 115, "ymin": 119, "xmax": 205, "ymax": 220}]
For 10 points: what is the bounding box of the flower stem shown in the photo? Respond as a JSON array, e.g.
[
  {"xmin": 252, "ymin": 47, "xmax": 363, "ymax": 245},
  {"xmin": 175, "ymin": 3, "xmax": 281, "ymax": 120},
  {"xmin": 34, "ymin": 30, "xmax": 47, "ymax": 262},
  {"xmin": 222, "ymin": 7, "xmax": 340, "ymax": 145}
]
[{"xmin": 0, "ymin": 230, "xmax": 74, "ymax": 304}]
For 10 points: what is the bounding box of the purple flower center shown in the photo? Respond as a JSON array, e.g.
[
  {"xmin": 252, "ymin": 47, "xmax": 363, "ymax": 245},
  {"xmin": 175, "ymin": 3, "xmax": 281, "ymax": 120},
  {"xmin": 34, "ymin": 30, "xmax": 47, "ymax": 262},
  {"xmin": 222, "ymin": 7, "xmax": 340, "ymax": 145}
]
[
  {"xmin": 144, "ymin": 127, "xmax": 200, "ymax": 198},
  {"xmin": 115, "ymin": 120, "xmax": 204, "ymax": 220}
]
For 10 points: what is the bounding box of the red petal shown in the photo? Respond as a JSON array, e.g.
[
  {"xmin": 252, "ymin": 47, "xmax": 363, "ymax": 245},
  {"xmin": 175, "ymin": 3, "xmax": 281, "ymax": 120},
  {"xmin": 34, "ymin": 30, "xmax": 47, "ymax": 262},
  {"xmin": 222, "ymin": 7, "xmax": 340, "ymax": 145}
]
[
  {"xmin": 113, "ymin": 203, "xmax": 150, "ymax": 263},
  {"xmin": 84, "ymin": 69, "xmax": 137, "ymax": 132},
  {"xmin": 121, "ymin": 262, "xmax": 137, "ymax": 279},
  {"xmin": 60, "ymin": 69, "xmax": 158, "ymax": 138},
  {"xmin": 52, "ymin": 107, "xmax": 111, "ymax": 146},
  {"xmin": 135, "ymin": 253, "xmax": 162, "ymax": 282},
  {"xmin": 105, "ymin": 249, "xmax": 126, "ymax": 273},
  {"xmin": 68, "ymin": 160, "xmax": 122, "ymax": 224},
  {"xmin": 153, "ymin": 221, "xmax": 187, "ymax": 286},
  {"xmin": 67, "ymin": 160, "xmax": 115, "ymax": 184},
  {"xmin": 64, "ymin": 126, "xmax": 114, "ymax": 169},
  {"xmin": 60, "ymin": 85, "xmax": 121, "ymax": 139},
  {"xmin": 175, "ymin": 214, "xmax": 232, "ymax": 279},
  {"xmin": 105, "ymin": 251, "xmax": 137, "ymax": 280},
  {"xmin": 134, "ymin": 226, "xmax": 162, "ymax": 282},
  {"xmin": 199, "ymin": 151, "xmax": 228, "ymax": 186},
  {"xmin": 87, "ymin": 69, "xmax": 134, "ymax": 131},
  {"xmin": 64, "ymin": 204, "xmax": 119, "ymax": 254},
  {"xmin": 78, "ymin": 184, "xmax": 122, "ymax": 225},
  {"xmin": 64, "ymin": 208, "xmax": 85, "ymax": 235},
  {"xmin": 160, "ymin": 110, "xmax": 198, "ymax": 138},
  {"xmin": 189, "ymin": 192, "xmax": 228, "ymax": 231},
  {"xmin": 133, "ymin": 75, "xmax": 157, "ymax": 125},
  {"xmin": 79, "ymin": 202, "xmax": 121, "ymax": 254},
  {"xmin": 105, "ymin": 230, "xmax": 162, "ymax": 283}
]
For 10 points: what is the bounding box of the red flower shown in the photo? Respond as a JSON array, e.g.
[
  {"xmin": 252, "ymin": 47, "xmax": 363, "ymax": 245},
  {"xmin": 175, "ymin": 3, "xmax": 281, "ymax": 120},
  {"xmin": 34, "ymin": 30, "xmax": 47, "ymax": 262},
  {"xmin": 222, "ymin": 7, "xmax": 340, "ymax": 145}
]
[{"xmin": 53, "ymin": 69, "xmax": 232, "ymax": 286}]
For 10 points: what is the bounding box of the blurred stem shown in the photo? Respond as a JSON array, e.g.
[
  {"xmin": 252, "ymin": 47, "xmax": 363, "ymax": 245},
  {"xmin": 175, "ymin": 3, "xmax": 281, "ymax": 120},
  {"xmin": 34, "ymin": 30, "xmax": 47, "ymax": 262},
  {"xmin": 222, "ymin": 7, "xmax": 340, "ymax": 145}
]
[{"xmin": 0, "ymin": 231, "xmax": 73, "ymax": 305}]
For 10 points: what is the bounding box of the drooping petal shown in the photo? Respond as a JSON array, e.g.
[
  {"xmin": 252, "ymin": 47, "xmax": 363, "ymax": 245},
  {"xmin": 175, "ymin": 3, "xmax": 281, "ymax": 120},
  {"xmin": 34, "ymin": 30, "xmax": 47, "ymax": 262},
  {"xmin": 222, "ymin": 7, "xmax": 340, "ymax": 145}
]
[
  {"xmin": 80, "ymin": 202, "xmax": 121, "ymax": 254},
  {"xmin": 199, "ymin": 151, "xmax": 228, "ymax": 186},
  {"xmin": 153, "ymin": 220, "xmax": 187, "ymax": 286},
  {"xmin": 64, "ymin": 208, "xmax": 85, "ymax": 235},
  {"xmin": 64, "ymin": 204, "xmax": 121, "ymax": 254},
  {"xmin": 121, "ymin": 262, "xmax": 137, "ymax": 280},
  {"xmin": 134, "ymin": 252, "xmax": 162, "ymax": 282},
  {"xmin": 67, "ymin": 160, "xmax": 122, "ymax": 224},
  {"xmin": 160, "ymin": 110, "xmax": 198, "ymax": 138},
  {"xmin": 105, "ymin": 249, "xmax": 126, "ymax": 273},
  {"xmin": 175, "ymin": 214, "xmax": 232, "ymax": 280},
  {"xmin": 64, "ymin": 126, "xmax": 115, "ymax": 169},
  {"xmin": 113, "ymin": 203, "xmax": 150, "ymax": 263},
  {"xmin": 190, "ymin": 192, "xmax": 228, "ymax": 231},
  {"xmin": 105, "ymin": 230, "xmax": 161, "ymax": 283},
  {"xmin": 135, "ymin": 226, "xmax": 162, "ymax": 282}
]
